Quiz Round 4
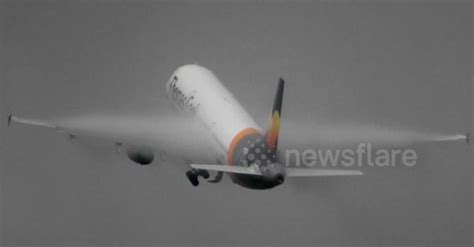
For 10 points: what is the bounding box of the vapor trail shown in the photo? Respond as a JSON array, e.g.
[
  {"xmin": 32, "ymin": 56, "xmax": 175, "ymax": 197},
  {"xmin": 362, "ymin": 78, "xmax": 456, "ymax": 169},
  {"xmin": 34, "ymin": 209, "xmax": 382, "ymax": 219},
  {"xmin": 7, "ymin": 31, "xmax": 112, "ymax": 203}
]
[
  {"xmin": 280, "ymin": 119, "xmax": 469, "ymax": 147},
  {"xmin": 430, "ymin": 134, "xmax": 467, "ymax": 142},
  {"xmin": 53, "ymin": 113, "xmax": 217, "ymax": 160}
]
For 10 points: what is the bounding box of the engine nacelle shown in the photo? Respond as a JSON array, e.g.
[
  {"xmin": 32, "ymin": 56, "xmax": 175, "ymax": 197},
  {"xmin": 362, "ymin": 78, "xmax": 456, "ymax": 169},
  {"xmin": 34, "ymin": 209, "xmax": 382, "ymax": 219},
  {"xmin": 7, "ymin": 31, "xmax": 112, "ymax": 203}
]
[{"xmin": 126, "ymin": 147, "xmax": 154, "ymax": 165}]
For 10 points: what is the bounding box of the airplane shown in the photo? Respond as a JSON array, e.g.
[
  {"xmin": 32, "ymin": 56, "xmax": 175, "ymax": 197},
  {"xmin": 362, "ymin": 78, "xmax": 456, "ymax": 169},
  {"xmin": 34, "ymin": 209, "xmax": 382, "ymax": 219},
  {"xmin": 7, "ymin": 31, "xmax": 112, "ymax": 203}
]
[{"xmin": 7, "ymin": 64, "xmax": 469, "ymax": 190}]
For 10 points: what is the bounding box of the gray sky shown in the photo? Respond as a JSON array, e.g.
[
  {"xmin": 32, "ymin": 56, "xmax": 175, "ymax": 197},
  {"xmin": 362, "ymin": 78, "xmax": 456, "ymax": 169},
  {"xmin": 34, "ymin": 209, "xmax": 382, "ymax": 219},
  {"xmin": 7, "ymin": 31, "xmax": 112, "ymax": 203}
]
[{"xmin": 1, "ymin": 1, "xmax": 472, "ymax": 247}]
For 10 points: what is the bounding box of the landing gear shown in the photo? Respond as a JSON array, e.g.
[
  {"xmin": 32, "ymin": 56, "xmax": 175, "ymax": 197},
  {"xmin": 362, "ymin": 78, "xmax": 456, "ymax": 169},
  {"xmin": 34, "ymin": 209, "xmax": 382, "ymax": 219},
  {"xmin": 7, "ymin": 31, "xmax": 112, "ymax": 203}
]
[
  {"xmin": 208, "ymin": 171, "xmax": 223, "ymax": 183},
  {"xmin": 185, "ymin": 169, "xmax": 210, "ymax": 187},
  {"xmin": 197, "ymin": 169, "xmax": 209, "ymax": 179},
  {"xmin": 186, "ymin": 170, "xmax": 199, "ymax": 186}
]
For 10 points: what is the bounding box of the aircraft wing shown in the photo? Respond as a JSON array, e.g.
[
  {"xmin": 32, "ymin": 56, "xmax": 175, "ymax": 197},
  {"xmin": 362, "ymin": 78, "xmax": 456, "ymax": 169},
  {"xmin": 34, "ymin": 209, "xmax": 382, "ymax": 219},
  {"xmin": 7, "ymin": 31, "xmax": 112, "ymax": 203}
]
[
  {"xmin": 279, "ymin": 119, "xmax": 469, "ymax": 150},
  {"xmin": 8, "ymin": 115, "xmax": 58, "ymax": 130},
  {"xmin": 7, "ymin": 113, "xmax": 220, "ymax": 163}
]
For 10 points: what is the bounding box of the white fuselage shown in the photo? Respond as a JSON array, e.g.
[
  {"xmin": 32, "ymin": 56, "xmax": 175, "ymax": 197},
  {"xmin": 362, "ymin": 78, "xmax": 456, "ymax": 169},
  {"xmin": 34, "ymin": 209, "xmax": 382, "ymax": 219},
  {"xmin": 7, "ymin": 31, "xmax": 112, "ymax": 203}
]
[{"xmin": 166, "ymin": 64, "xmax": 261, "ymax": 162}]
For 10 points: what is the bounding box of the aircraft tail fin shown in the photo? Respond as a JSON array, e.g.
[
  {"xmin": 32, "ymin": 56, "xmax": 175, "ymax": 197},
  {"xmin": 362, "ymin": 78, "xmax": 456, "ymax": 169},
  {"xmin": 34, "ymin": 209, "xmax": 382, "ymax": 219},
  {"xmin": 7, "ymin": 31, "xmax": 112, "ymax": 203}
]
[{"xmin": 265, "ymin": 78, "xmax": 284, "ymax": 150}]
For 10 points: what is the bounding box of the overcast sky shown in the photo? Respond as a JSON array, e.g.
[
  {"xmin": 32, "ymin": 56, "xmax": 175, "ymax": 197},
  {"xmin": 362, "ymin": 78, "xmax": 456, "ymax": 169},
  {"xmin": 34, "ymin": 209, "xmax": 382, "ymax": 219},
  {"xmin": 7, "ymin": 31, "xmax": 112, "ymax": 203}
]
[{"xmin": 1, "ymin": 1, "xmax": 472, "ymax": 247}]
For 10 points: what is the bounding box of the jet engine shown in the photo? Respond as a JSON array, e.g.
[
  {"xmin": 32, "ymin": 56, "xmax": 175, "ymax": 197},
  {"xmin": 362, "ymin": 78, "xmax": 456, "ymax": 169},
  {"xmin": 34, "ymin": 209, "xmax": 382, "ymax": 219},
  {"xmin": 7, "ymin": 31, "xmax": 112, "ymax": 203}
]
[{"xmin": 126, "ymin": 147, "xmax": 154, "ymax": 165}]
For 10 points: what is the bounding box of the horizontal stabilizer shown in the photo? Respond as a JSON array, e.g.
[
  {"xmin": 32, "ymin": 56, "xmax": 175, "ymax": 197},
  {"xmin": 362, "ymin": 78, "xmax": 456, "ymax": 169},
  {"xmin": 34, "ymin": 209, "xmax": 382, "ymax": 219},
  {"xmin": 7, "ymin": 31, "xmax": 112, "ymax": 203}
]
[
  {"xmin": 285, "ymin": 168, "xmax": 362, "ymax": 177},
  {"xmin": 190, "ymin": 164, "xmax": 262, "ymax": 175}
]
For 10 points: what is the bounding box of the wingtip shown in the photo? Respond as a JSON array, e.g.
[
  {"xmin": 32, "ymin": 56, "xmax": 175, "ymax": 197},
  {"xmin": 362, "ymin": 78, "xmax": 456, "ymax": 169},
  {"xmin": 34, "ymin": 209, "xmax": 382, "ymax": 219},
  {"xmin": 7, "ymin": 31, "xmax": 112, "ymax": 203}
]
[
  {"xmin": 7, "ymin": 114, "xmax": 12, "ymax": 127},
  {"xmin": 278, "ymin": 77, "xmax": 285, "ymax": 85}
]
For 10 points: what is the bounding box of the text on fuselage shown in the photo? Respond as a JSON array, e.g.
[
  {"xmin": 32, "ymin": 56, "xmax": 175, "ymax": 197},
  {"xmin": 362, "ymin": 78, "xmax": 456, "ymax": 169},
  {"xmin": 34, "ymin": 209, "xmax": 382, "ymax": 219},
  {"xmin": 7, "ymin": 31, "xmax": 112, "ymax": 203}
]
[{"xmin": 168, "ymin": 76, "xmax": 200, "ymax": 113}]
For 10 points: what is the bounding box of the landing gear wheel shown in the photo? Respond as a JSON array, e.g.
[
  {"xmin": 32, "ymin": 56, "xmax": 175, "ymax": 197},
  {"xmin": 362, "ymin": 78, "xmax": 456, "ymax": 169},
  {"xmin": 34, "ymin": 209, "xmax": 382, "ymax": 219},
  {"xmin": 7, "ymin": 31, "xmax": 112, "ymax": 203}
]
[
  {"xmin": 197, "ymin": 169, "xmax": 210, "ymax": 179},
  {"xmin": 186, "ymin": 170, "xmax": 199, "ymax": 186}
]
